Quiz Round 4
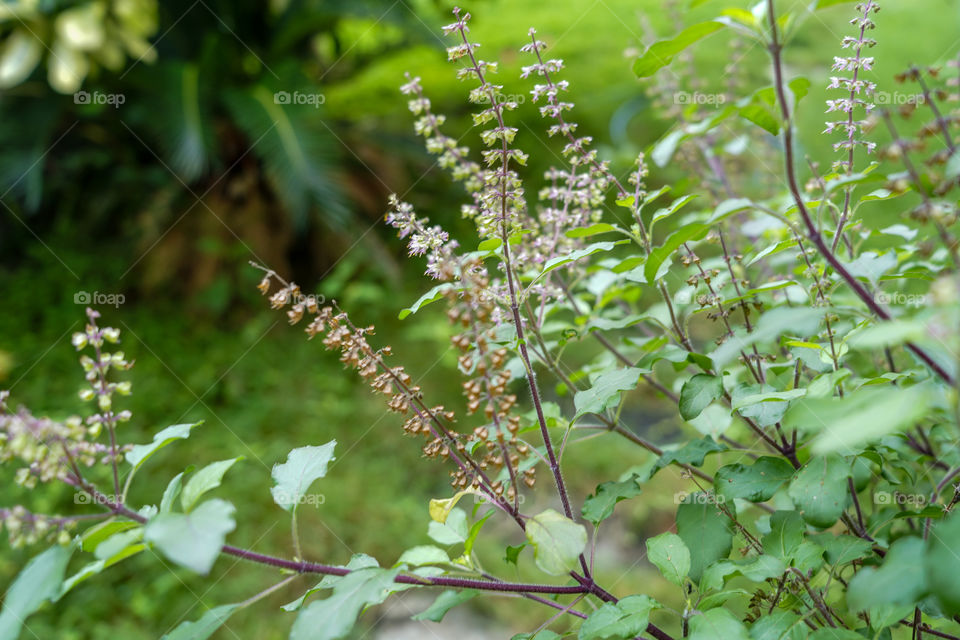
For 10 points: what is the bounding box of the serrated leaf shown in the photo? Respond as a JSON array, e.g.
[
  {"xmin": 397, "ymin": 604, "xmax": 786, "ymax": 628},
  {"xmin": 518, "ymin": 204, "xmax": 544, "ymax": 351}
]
[
  {"xmin": 161, "ymin": 604, "xmax": 240, "ymax": 640},
  {"xmin": 399, "ymin": 284, "xmax": 457, "ymax": 320},
  {"xmin": 574, "ymin": 367, "xmax": 647, "ymax": 419},
  {"xmin": 412, "ymin": 590, "xmax": 476, "ymax": 622},
  {"xmin": 925, "ymin": 510, "xmax": 960, "ymax": 614},
  {"xmin": 525, "ymin": 509, "xmax": 587, "ymax": 576},
  {"xmin": 634, "ymin": 21, "xmax": 726, "ymax": 77},
  {"xmin": 676, "ymin": 493, "xmax": 734, "ymax": 581},
  {"xmin": 289, "ymin": 567, "xmax": 400, "ymax": 640},
  {"xmin": 646, "ymin": 532, "xmax": 690, "ymax": 586},
  {"xmin": 396, "ymin": 545, "xmax": 449, "ymax": 567},
  {"xmin": 783, "ymin": 384, "xmax": 935, "ymax": 454},
  {"xmin": 679, "ymin": 374, "xmax": 724, "ymax": 421},
  {"xmin": 565, "ymin": 223, "xmax": 620, "ymax": 238},
  {"xmin": 848, "ymin": 536, "xmax": 926, "ymax": 611},
  {"xmin": 144, "ymin": 499, "xmax": 236, "ymax": 575},
  {"xmin": 0, "ymin": 545, "xmax": 72, "ymax": 639},
  {"xmin": 689, "ymin": 607, "xmax": 750, "ymax": 640},
  {"xmin": 271, "ymin": 441, "xmax": 336, "ymax": 513},
  {"xmin": 787, "ymin": 456, "xmax": 850, "ymax": 528},
  {"xmin": 582, "ymin": 475, "xmax": 643, "ymax": 525},
  {"xmin": 427, "ymin": 508, "xmax": 468, "ymax": 545},
  {"xmin": 181, "ymin": 457, "xmax": 242, "ymax": 512},
  {"xmin": 126, "ymin": 422, "xmax": 200, "ymax": 472},
  {"xmin": 578, "ymin": 595, "xmax": 659, "ymax": 640},
  {"xmin": 716, "ymin": 457, "xmax": 794, "ymax": 503},
  {"xmin": 762, "ymin": 510, "xmax": 804, "ymax": 560}
]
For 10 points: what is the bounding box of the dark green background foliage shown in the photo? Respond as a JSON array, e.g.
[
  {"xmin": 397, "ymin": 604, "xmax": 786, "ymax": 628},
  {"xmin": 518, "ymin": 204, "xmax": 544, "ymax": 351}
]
[{"xmin": 2, "ymin": 0, "xmax": 960, "ymax": 638}]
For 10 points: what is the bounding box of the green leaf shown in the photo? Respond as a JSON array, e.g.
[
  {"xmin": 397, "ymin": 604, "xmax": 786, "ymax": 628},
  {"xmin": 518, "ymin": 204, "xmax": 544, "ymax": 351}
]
[
  {"xmin": 397, "ymin": 545, "xmax": 449, "ymax": 567},
  {"xmin": 676, "ymin": 493, "xmax": 734, "ymax": 581},
  {"xmin": 290, "ymin": 567, "xmax": 400, "ymax": 640},
  {"xmin": 574, "ymin": 367, "xmax": 647, "ymax": 419},
  {"xmin": 713, "ymin": 307, "xmax": 824, "ymax": 369},
  {"xmin": 762, "ymin": 510, "xmax": 805, "ymax": 561},
  {"xmin": 848, "ymin": 320, "xmax": 926, "ymax": 349},
  {"xmin": 787, "ymin": 456, "xmax": 850, "ymax": 528},
  {"xmin": 412, "ymin": 590, "xmax": 476, "ymax": 622},
  {"xmin": 645, "ymin": 224, "xmax": 710, "ymax": 282},
  {"xmin": 783, "ymin": 384, "xmax": 935, "ymax": 454},
  {"xmin": 789, "ymin": 77, "xmax": 811, "ymax": 103},
  {"xmin": 181, "ymin": 457, "xmax": 242, "ymax": 512},
  {"xmin": 809, "ymin": 533, "xmax": 872, "ymax": 567},
  {"xmin": 716, "ymin": 457, "xmax": 795, "ymax": 503},
  {"xmin": 0, "ymin": 545, "xmax": 72, "ymax": 639},
  {"xmin": 582, "ymin": 475, "xmax": 643, "ymax": 525},
  {"xmin": 649, "ymin": 194, "xmax": 699, "ymax": 232},
  {"xmin": 399, "ymin": 284, "xmax": 457, "ymax": 320},
  {"xmin": 536, "ymin": 241, "xmax": 623, "ymax": 284},
  {"xmin": 126, "ymin": 422, "xmax": 201, "ymax": 472},
  {"xmin": 749, "ymin": 611, "xmax": 807, "ymax": 640},
  {"xmin": 578, "ymin": 595, "xmax": 659, "ymax": 640},
  {"xmin": 504, "ymin": 544, "xmax": 525, "ymax": 566},
  {"xmin": 652, "ymin": 437, "xmax": 725, "ymax": 476},
  {"xmin": 565, "ymin": 223, "xmax": 620, "ymax": 238},
  {"xmin": 807, "ymin": 630, "xmax": 865, "ymax": 640},
  {"xmin": 689, "ymin": 608, "xmax": 750, "ymax": 640},
  {"xmin": 925, "ymin": 510, "xmax": 960, "ymax": 614},
  {"xmin": 525, "ymin": 509, "xmax": 588, "ymax": 576},
  {"xmin": 679, "ymin": 374, "xmax": 724, "ymax": 421},
  {"xmin": 633, "ymin": 21, "xmax": 726, "ymax": 77},
  {"xmin": 161, "ymin": 604, "xmax": 240, "ymax": 640},
  {"xmin": 738, "ymin": 104, "xmax": 780, "ymax": 135},
  {"xmin": 646, "ymin": 532, "xmax": 690, "ymax": 587},
  {"xmin": 848, "ymin": 536, "xmax": 926, "ymax": 611},
  {"xmin": 144, "ymin": 499, "xmax": 236, "ymax": 575},
  {"xmin": 271, "ymin": 441, "xmax": 337, "ymax": 513},
  {"xmin": 161, "ymin": 471, "xmax": 186, "ymax": 513},
  {"xmin": 427, "ymin": 508, "xmax": 468, "ymax": 546}
]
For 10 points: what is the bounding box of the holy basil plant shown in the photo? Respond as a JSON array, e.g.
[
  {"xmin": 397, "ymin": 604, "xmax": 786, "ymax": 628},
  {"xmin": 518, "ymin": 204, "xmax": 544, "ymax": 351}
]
[{"xmin": 3, "ymin": 1, "xmax": 960, "ymax": 639}]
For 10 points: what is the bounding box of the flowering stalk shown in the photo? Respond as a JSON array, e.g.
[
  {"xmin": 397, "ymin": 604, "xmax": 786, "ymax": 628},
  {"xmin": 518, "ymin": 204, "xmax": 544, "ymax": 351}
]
[
  {"xmin": 825, "ymin": 0, "xmax": 879, "ymax": 251},
  {"xmin": 444, "ymin": 10, "xmax": 579, "ymax": 531},
  {"xmin": 764, "ymin": 0, "xmax": 955, "ymax": 386}
]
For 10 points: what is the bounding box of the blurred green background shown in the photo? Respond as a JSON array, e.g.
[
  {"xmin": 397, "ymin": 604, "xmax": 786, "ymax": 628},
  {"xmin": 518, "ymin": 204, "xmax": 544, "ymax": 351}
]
[{"xmin": 1, "ymin": 0, "xmax": 959, "ymax": 637}]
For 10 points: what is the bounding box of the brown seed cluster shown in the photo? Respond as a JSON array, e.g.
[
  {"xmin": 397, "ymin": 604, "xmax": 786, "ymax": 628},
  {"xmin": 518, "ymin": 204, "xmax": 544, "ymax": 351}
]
[
  {"xmin": 445, "ymin": 268, "xmax": 534, "ymax": 500},
  {"xmin": 258, "ymin": 271, "xmax": 470, "ymax": 475}
]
